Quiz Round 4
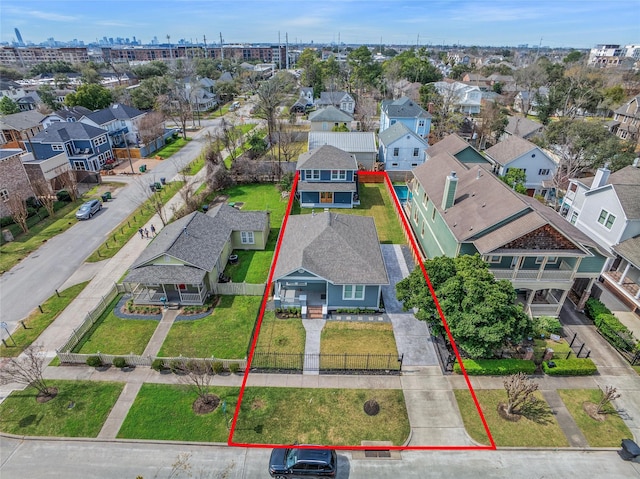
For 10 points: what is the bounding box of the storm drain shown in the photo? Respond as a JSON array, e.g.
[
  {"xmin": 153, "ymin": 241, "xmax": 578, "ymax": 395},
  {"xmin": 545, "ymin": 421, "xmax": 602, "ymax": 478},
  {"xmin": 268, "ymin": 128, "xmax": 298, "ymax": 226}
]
[{"xmin": 365, "ymin": 450, "xmax": 391, "ymax": 458}]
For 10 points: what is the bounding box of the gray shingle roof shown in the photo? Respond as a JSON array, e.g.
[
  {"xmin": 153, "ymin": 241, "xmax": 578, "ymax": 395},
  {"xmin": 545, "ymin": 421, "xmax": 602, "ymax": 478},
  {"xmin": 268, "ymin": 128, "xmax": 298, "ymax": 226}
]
[
  {"xmin": 274, "ymin": 212, "xmax": 388, "ymax": 285},
  {"xmin": 613, "ymin": 235, "xmax": 640, "ymax": 268},
  {"xmin": 378, "ymin": 121, "xmax": 427, "ymax": 146},
  {"xmin": 84, "ymin": 103, "xmax": 144, "ymax": 126},
  {"xmin": 308, "ymin": 132, "xmax": 377, "ymax": 153},
  {"xmin": 0, "ymin": 149, "xmax": 23, "ymax": 160},
  {"xmin": 505, "ymin": 116, "xmax": 544, "ymax": 138},
  {"xmin": 581, "ymin": 165, "xmax": 640, "ymax": 219},
  {"xmin": 484, "ymin": 136, "xmax": 537, "ymax": 166},
  {"xmin": 297, "ymin": 181, "xmax": 357, "ymax": 192},
  {"xmin": 317, "ymin": 91, "xmax": 351, "ymax": 106},
  {"xmin": 426, "ymin": 133, "xmax": 472, "ymax": 158},
  {"xmin": 33, "ymin": 121, "xmax": 107, "ymax": 142},
  {"xmin": 381, "ymin": 96, "xmax": 431, "ymax": 119},
  {"xmin": 124, "ymin": 264, "xmax": 207, "ymax": 284},
  {"xmin": 51, "ymin": 106, "xmax": 93, "ymax": 121},
  {"xmin": 296, "ymin": 144, "xmax": 357, "ymax": 170},
  {"xmin": 0, "ymin": 110, "xmax": 45, "ymax": 130},
  {"xmin": 308, "ymin": 105, "xmax": 353, "ymax": 123}
]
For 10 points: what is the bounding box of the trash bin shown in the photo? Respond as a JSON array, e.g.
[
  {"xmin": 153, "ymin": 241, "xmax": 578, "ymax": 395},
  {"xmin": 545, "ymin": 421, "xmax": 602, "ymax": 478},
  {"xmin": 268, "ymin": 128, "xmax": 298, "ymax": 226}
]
[
  {"xmin": 149, "ymin": 184, "xmax": 156, "ymax": 192},
  {"xmin": 160, "ymin": 177, "xmax": 166, "ymax": 185},
  {"xmin": 202, "ymin": 205, "xmax": 209, "ymax": 212},
  {"xmin": 154, "ymin": 182, "xmax": 162, "ymax": 190},
  {"xmin": 139, "ymin": 164, "xmax": 147, "ymax": 173},
  {"xmin": 104, "ymin": 192, "xmax": 112, "ymax": 200},
  {"xmin": 101, "ymin": 194, "xmax": 109, "ymax": 202}
]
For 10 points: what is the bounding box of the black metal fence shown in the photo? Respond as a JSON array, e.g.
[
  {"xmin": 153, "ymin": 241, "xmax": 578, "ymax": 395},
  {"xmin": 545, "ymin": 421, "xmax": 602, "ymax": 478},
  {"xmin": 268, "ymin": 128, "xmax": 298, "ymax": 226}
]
[
  {"xmin": 251, "ymin": 352, "xmax": 403, "ymax": 374},
  {"xmin": 563, "ymin": 326, "xmax": 592, "ymax": 359}
]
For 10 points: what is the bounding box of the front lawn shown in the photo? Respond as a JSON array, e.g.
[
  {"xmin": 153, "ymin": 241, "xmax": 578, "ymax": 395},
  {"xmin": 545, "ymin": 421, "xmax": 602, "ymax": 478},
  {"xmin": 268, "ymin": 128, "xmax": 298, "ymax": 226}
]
[
  {"xmin": 293, "ymin": 183, "xmax": 406, "ymax": 244},
  {"xmin": 159, "ymin": 295, "xmax": 261, "ymax": 359},
  {"xmin": 0, "ymin": 380, "xmax": 123, "ymax": 437},
  {"xmin": 254, "ymin": 311, "xmax": 306, "ymax": 354},
  {"xmin": 534, "ymin": 338, "xmax": 572, "ymax": 361},
  {"xmin": 557, "ymin": 389, "xmax": 633, "ymax": 447},
  {"xmin": 74, "ymin": 295, "xmax": 158, "ymax": 355},
  {"xmin": 154, "ymin": 137, "xmax": 190, "ymax": 159},
  {"xmin": 224, "ymin": 228, "xmax": 277, "ymax": 283},
  {"xmin": 321, "ymin": 322, "xmax": 398, "ymax": 356},
  {"xmin": 453, "ymin": 389, "xmax": 568, "ymax": 447},
  {"xmin": 117, "ymin": 383, "xmax": 240, "ymax": 442},
  {"xmin": 0, "ymin": 282, "xmax": 89, "ymax": 357},
  {"xmin": 233, "ymin": 387, "xmax": 410, "ymax": 446}
]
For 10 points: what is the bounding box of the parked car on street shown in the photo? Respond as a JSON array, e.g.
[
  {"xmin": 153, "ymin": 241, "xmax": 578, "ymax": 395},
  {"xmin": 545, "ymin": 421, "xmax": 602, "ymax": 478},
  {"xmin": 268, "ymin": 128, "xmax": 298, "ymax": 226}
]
[
  {"xmin": 75, "ymin": 199, "xmax": 102, "ymax": 220},
  {"xmin": 269, "ymin": 447, "xmax": 337, "ymax": 478}
]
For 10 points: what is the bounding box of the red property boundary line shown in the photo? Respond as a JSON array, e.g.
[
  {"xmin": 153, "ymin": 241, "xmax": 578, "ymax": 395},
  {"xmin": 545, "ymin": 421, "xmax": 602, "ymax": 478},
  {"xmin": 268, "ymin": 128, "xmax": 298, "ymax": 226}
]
[{"xmin": 228, "ymin": 171, "xmax": 496, "ymax": 451}]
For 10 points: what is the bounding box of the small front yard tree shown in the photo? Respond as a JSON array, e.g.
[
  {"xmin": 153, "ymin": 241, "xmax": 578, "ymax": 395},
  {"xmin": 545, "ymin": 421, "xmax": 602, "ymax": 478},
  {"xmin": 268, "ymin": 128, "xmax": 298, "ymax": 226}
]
[
  {"xmin": 178, "ymin": 361, "xmax": 221, "ymax": 415},
  {"xmin": 502, "ymin": 372, "xmax": 539, "ymax": 418},
  {"xmin": 0, "ymin": 345, "xmax": 57, "ymax": 402},
  {"xmin": 396, "ymin": 254, "xmax": 532, "ymax": 358},
  {"xmin": 596, "ymin": 385, "xmax": 621, "ymax": 415}
]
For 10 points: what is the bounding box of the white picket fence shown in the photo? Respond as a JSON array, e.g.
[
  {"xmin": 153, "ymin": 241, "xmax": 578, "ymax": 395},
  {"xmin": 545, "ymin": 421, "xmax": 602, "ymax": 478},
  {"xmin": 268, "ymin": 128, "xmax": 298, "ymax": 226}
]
[{"xmin": 212, "ymin": 282, "xmax": 265, "ymax": 296}]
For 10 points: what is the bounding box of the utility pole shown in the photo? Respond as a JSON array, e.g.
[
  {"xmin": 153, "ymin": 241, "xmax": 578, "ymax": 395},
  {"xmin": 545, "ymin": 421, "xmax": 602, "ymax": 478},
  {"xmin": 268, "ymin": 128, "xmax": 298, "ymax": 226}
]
[
  {"xmin": 220, "ymin": 32, "xmax": 224, "ymax": 60},
  {"xmin": 286, "ymin": 32, "xmax": 289, "ymax": 69},
  {"xmin": 167, "ymin": 34, "xmax": 172, "ymax": 60},
  {"xmin": 203, "ymin": 34, "xmax": 207, "ymax": 58}
]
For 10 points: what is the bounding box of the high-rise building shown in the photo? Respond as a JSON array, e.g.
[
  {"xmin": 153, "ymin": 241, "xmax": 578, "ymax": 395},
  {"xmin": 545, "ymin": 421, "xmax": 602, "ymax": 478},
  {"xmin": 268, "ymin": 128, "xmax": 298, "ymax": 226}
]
[{"xmin": 14, "ymin": 28, "xmax": 24, "ymax": 46}]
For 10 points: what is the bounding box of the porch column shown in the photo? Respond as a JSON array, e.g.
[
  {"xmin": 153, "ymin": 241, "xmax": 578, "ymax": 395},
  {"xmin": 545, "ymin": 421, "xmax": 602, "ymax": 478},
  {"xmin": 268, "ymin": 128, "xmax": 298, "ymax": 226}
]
[
  {"xmin": 525, "ymin": 289, "xmax": 536, "ymax": 310},
  {"xmin": 618, "ymin": 262, "xmax": 631, "ymax": 285},
  {"xmin": 576, "ymin": 277, "xmax": 596, "ymax": 311},
  {"xmin": 536, "ymin": 256, "xmax": 549, "ymax": 280},
  {"xmin": 512, "ymin": 256, "xmax": 522, "ymax": 280},
  {"xmin": 556, "ymin": 288, "xmax": 570, "ymax": 315}
]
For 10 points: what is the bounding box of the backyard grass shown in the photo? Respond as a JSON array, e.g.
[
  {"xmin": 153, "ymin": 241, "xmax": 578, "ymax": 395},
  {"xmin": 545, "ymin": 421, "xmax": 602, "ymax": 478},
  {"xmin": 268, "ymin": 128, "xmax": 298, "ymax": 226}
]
[
  {"xmin": 320, "ymin": 322, "xmax": 398, "ymax": 356},
  {"xmin": 0, "ymin": 200, "xmax": 84, "ymax": 272},
  {"xmin": 0, "ymin": 380, "xmax": 124, "ymax": 437},
  {"xmin": 292, "ymin": 183, "xmax": 406, "ymax": 244},
  {"xmin": 254, "ymin": 311, "xmax": 306, "ymax": 354},
  {"xmin": 557, "ymin": 389, "xmax": 633, "ymax": 447},
  {"xmin": 159, "ymin": 295, "xmax": 261, "ymax": 359},
  {"xmin": 453, "ymin": 389, "xmax": 568, "ymax": 447},
  {"xmin": 86, "ymin": 180, "xmax": 183, "ymax": 262},
  {"xmin": 154, "ymin": 137, "xmax": 190, "ymax": 159},
  {"xmin": 0, "ymin": 282, "xmax": 88, "ymax": 357},
  {"xmin": 224, "ymin": 228, "xmax": 277, "ymax": 283},
  {"xmin": 219, "ymin": 183, "xmax": 289, "ymax": 227},
  {"xmin": 74, "ymin": 295, "xmax": 158, "ymax": 355},
  {"xmin": 117, "ymin": 383, "xmax": 240, "ymax": 442},
  {"xmin": 233, "ymin": 387, "xmax": 410, "ymax": 446}
]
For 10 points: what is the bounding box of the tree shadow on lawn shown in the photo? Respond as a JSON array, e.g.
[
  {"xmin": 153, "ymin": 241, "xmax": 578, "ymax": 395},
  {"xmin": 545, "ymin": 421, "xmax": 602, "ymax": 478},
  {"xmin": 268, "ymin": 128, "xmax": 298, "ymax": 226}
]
[{"xmin": 519, "ymin": 398, "xmax": 556, "ymax": 425}]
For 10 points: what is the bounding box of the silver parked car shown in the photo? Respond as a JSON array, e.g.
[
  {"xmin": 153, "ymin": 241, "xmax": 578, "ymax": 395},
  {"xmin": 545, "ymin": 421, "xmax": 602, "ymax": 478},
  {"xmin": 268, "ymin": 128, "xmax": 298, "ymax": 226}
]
[{"xmin": 75, "ymin": 199, "xmax": 102, "ymax": 220}]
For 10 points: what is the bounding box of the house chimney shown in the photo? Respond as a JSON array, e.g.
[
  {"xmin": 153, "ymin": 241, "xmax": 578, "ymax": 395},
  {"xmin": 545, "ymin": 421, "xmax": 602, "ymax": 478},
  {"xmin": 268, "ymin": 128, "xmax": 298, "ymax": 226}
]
[
  {"xmin": 633, "ymin": 157, "xmax": 640, "ymax": 168},
  {"xmin": 476, "ymin": 168, "xmax": 482, "ymax": 180},
  {"xmin": 441, "ymin": 171, "xmax": 458, "ymax": 210},
  {"xmin": 591, "ymin": 165, "xmax": 610, "ymax": 190}
]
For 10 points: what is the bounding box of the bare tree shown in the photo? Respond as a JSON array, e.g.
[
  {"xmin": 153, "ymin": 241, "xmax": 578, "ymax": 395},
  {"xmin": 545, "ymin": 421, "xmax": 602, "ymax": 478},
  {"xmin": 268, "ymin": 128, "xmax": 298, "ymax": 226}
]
[
  {"xmin": 596, "ymin": 385, "xmax": 621, "ymax": 415},
  {"xmin": 514, "ymin": 63, "xmax": 548, "ymax": 116},
  {"xmin": 253, "ymin": 71, "xmax": 295, "ymax": 147},
  {"xmin": 57, "ymin": 168, "xmax": 79, "ymax": 202},
  {"xmin": 274, "ymin": 120, "xmax": 302, "ymax": 164},
  {"xmin": 5, "ymin": 195, "xmax": 29, "ymax": 234},
  {"xmin": 218, "ymin": 118, "xmax": 242, "ymax": 164},
  {"xmin": 158, "ymin": 60, "xmax": 197, "ymax": 140},
  {"xmin": 354, "ymin": 95, "xmax": 377, "ymax": 132},
  {"xmin": 0, "ymin": 345, "xmax": 56, "ymax": 400},
  {"xmin": 178, "ymin": 361, "xmax": 221, "ymax": 409},
  {"xmin": 503, "ymin": 372, "xmax": 539, "ymax": 416},
  {"xmin": 31, "ymin": 178, "xmax": 56, "ymax": 217},
  {"xmin": 138, "ymin": 111, "xmax": 166, "ymax": 152},
  {"xmin": 132, "ymin": 176, "xmax": 170, "ymax": 226}
]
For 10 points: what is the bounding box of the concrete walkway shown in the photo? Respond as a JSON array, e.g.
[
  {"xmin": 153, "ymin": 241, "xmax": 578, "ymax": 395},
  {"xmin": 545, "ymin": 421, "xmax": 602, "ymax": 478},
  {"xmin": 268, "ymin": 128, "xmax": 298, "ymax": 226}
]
[
  {"xmin": 98, "ymin": 382, "xmax": 143, "ymax": 439},
  {"xmin": 541, "ymin": 390, "xmax": 588, "ymax": 447},
  {"xmin": 142, "ymin": 309, "xmax": 179, "ymax": 357},
  {"xmin": 301, "ymin": 319, "xmax": 325, "ymax": 375}
]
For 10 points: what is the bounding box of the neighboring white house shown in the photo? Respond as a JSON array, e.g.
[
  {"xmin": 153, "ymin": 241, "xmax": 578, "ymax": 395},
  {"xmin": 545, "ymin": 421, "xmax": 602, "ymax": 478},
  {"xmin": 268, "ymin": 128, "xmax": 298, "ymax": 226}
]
[
  {"xmin": 432, "ymin": 81, "xmax": 481, "ymax": 115},
  {"xmin": 560, "ymin": 162, "xmax": 640, "ymax": 312},
  {"xmin": 484, "ymin": 135, "xmax": 557, "ymax": 198},
  {"xmin": 308, "ymin": 106, "xmax": 353, "ymax": 131},
  {"xmin": 316, "ymin": 91, "xmax": 355, "ymax": 115},
  {"xmin": 378, "ymin": 122, "xmax": 428, "ymax": 171}
]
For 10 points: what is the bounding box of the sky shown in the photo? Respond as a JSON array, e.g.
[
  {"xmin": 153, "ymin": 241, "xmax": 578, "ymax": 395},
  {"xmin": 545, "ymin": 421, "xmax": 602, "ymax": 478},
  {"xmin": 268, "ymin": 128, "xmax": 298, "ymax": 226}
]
[{"xmin": 1, "ymin": 0, "xmax": 639, "ymax": 49}]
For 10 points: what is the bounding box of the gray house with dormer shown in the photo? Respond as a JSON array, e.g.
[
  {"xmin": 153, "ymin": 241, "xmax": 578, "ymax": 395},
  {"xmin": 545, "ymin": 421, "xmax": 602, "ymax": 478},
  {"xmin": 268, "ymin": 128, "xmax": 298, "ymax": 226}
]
[
  {"xmin": 273, "ymin": 211, "xmax": 388, "ymax": 318},
  {"xmin": 378, "ymin": 122, "xmax": 428, "ymax": 171}
]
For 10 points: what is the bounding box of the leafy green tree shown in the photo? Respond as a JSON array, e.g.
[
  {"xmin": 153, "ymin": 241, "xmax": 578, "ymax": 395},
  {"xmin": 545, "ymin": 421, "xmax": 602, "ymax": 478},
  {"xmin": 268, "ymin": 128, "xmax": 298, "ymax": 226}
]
[
  {"xmin": 193, "ymin": 58, "xmax": 220, "ymax": 79},
  {"xmin": 37, "ymin": 85, "xmax": 62, "ymax": 111},
  {"xmin": 492, "ymin": 82, "xmax": 503, "ymax": 94},
  {"xmin": 65, "ymin": 83, "xmax": 112, "ymax": 110},
  {"xmin": 563, "ymin": 50, "xmax": 583, "ymax": 64},
  {"xmin": 80, "ymin": 66, "xmax": 101, "ymax": 85},
  {"xmin": 0, "ymin": 96, "xmax": 20, "ymax": 115},
  {"xmin": 501, "ymin": 168, "xmax": 527, "ymax": 194},
  {"xmin": 450, "ymin": 63, "xmax": 473, "ymax": 80},
  {"xmin": 396, "ymin": 255, "xmax": 532, "ymax": 358},
  {"xmin": 347, "ymin": 46, "xmax": 382, "ymax": 91},
  {"xmin": 130, "ymin": 75, "xmax": 172, "ymax": 110},
  {"xmin": 0, "ymin": 66, "xmax": 23, "ymax": 80},
  {"xmin": 214, "ymin": 80, "xmax": 238, "ymax": 103},
  {"xmin": 385, "ymin": 48, "xmax": 442, "ymax": 84},
  {"xmin": 29, "ymin": 61, "xmax": 74, "ymax": 76},
  {"xmin": 132, "ymin": 61, "xmax": 169, "ymax": 79}
]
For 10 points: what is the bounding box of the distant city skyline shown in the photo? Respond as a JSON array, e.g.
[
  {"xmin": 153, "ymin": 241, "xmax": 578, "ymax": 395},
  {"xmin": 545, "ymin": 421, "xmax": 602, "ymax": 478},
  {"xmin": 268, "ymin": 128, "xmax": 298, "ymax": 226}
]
[{"xmin": 1, "ymin": 0, "xmax": 639, "ymax": 49}]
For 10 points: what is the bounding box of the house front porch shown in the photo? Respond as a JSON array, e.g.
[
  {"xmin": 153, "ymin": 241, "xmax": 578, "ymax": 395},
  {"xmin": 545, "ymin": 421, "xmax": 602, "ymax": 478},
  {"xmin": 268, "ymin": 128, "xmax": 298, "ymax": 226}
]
[
  {"xmin": 124, "ymin": 282, "xmax": 209, "ymax": 306},
  {"xmin": 516, "ymin": 288, "xmax": 567, "ymax": 317},
  {"xmin": 602, "ymin": 270, "xmax": 640, "ymax": 314}
]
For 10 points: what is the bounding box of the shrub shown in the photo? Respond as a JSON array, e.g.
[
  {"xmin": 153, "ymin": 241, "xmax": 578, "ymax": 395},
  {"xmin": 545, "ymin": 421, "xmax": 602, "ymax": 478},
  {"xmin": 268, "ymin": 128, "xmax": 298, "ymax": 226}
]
[
  {"xmin": 542, "ymin": 358, "xmax": 597, "ymax": 376},
  {"xmin": 212, "ymin": 361, "xmax": 224, "ymax": 374},
  {"xmin": 454, "ymin": 359, "xmax": 536, "ymax": 376},
  {"xmin": 86, "ymin": 356, "xmax": 102, "ymax": 367},
  {"xmin": 112, "ymin": 357, "xmax": 127, "ymax": 368},
  {"xmin": 169, "ymin": 359, "xmax": 185, "ymax": 374},
  {"xmin": 151, "ymin": 358, "xmax": 166, "ymax": 371},
  {"xmin": 165, "ymin": 137, "xmax": 174, "ymax": 145},
  {"xmin": 229, "ymin": 362, "xmax": 240, "ymax": 374},
  {"xmin": 595, "ymin": 313, "xmax": 637, "ymax": 352},
  {"xmin": 584, "ymin": 298, "xmax": 610, "ymax": 321},
  {"xmin": 533, "ymin": 316, "xmax": 562, "ymax": 336},
  {"xmin": 56, "ymin": 190, "xmax": 71, "ymax": 202},
  {"xmin": 0, "ymin": 215, "xmax": 14, "ymax": 227}
]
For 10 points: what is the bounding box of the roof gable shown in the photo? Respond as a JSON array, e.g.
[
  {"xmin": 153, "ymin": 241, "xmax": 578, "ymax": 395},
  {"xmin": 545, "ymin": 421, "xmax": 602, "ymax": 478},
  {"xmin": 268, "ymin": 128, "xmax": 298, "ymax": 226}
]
[
  {"xmin": 378, "ymin": 122, "xmax": 428, "ymax": 146},
  {"xmin": 381, "ymin": 96, "xmax": 431, "ymax": 119},
  {"xmin": 84, "ymin": 103, "xmax": 145, "ymax": 125},
  {"xmin": 308, "ymin": 105, "xmax": 353, "ymax": 122},
  {"xmin": 484, "ymin": 136, "xmax": 540, "ymax": 165},
  {"xmin": 297, "ymin": 145, "xmax": 358, "ymax": 170},
  {"xmin": 33, "ymin": 121, "xmax": 108, "ymax": 142}
]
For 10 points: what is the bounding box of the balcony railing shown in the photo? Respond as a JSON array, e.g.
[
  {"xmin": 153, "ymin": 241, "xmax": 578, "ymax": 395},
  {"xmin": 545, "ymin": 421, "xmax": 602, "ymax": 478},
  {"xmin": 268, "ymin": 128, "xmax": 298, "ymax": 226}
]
[{"xmin": 491, "ymin": 267, "xmax": 574, "ymax": 282}]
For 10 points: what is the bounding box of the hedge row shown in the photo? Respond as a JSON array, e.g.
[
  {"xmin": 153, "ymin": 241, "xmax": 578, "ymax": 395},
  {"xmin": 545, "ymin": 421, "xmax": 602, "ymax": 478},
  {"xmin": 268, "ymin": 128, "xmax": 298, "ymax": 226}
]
[
  {"xmin": 595, "ymin": 313, "xmax": 638, "ymax": 352},
  {"xmin": 454, "ymin": 359, "xmax": 537, "ymax": 375},
  {"xmin": 542, "ymin": 358, "xmax": 597, "ymax": 376},
  {"xmin": 584, "ymin": 297, "xmax": 610, "ymax": 321}
]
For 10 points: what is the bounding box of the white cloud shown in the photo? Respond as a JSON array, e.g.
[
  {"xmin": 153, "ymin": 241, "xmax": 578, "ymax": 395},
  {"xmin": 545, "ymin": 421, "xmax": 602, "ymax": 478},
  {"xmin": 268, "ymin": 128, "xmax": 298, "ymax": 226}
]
[{"xmin": 24, "ymin": 9, "xmax": 78, "ymax": 22}]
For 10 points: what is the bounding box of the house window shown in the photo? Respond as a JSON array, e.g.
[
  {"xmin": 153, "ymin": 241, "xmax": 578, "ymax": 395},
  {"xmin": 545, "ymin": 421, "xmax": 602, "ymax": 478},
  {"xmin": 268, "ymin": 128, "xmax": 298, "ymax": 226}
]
[
  {"xmin": 241, "ymin": 231, "xmax": 255, "ymax": 244},
  {"xmin": 569, "ymin": 183, "xmax": 577, "ymax": 192},
  {"xmin": 390, "ymin": 119, "xmax": 396, "ymax": 125},
  {"xmin": 413, "ymin": 148, "xmax": 420, "ymax": 157},
  {"xmin": 535, "ymin": 256, "xmax": 545, "ymax": 264},
  {"xmin": 418, "ymin": 119, "xmax": 425, "ymax": 127},
  {"xmin": 570, "ymin": 211, "xmax": 578, "ymax": 224},
  {"xmin": 393, "ymin": 148, "xmax": 399, "ymax": 157},
  {"xmin": 73, "ymin": 161, "xmax": 86, "ymax": 170},
  {"xmin": 391, "ymin": 163, "xmax": 398, "ymax": 167},
  {"xmin": 488, "ymin": 255, "xmax": 501, "ymax": 263},
  {"xmin": 305, "ymin": 169, "xmax": 320, "ymax": 180},
  {"xmin": 52, "ymin": 144, "xmax": 63, "ymax": 151},
  {"xmin": 93, "ymin": 135, "xmax": 107, "ymax": 147},
  {"xmin": 343, "ymin": 284, "xmax": 365, "ymax": 300},
  {"xmin": 331, "ymin": 170, "xmax": 346, "ymax": 180},
  {"xmin": 422, "ymin": 192, "xmax": 428, "ymax": 205},
  {"xmin": 538, "ymin": 168, "xmax": 550, "ymax": 175},
  {"xmin": 413, "ymin": 207, "xmax": 418, "ymax": 222},
  {"xmin": 598, "ymin": 209, "xmax": 616, "ymax": 229},
  {"xmin": 421, "ymin": 221, "xmax": 425, "ymax": 236},
  {"xmin": 431, "ymin": 207, "xmax": 436, "ymax": 221},
  {"xmin": 547, "ymin": 257, "xmax": 558, "ymax": 264},
  {"xmin": 0, "ymin": 189, "xmax": 8, "ymax": 202}
]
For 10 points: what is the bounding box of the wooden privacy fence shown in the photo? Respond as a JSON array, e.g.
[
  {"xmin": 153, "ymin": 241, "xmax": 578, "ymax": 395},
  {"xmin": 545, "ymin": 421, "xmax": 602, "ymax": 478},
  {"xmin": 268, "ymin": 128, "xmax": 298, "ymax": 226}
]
[
  {"xmin": 212, "ymin": 282, "xmax": 266, "ymax": 296},
  {"xmin": 56, "ymin": 352, "xmax": 247, "ymax": 370}
]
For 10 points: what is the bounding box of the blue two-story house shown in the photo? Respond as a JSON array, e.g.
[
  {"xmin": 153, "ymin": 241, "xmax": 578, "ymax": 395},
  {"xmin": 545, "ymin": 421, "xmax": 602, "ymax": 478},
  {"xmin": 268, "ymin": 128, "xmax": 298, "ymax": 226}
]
[
  {"xmin": 296, "ymin": 145, "xmax": 360, "ymax": 208},
  {"xmin": 380, "ymin": 96, "xmax": 432, "ymax": 138},
  {"xmin": 27, "ymin": 122, "xmax": 114, "ymax": 172}
]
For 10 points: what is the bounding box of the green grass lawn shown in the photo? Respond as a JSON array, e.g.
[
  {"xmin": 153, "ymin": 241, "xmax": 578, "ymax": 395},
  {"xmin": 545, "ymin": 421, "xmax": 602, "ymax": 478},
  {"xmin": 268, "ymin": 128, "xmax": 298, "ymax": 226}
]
[
  {"xmin": 86, "ymin": 181, "xmax": 183, "ymax": 262},
  {"xmin": 0, "ymin": 200, "xmax": 84, "ymax": 272},
  {"xmin": 534, "ymin": 338, "xmax": 572, "ymax": 362},
  {"xmin": 233, "ymin": 387, "xmax": 410, "ymax": 446},
  {"xmin": 633, "ymin": 365, "xmax": 640, "ymax": 375},
  {"xmin": 254, "ymin": 311, "xmax": 306, "ymax": 354},
  {"xmin": 219, "ymin": 183, "xmax": 289, "ymax": 227},
  {"xmin": 225, "ymin": 228, "xmax": 277, "ymax": 283},
  {"xmin": 292, "ymin": 183, "xmax": 406, "ymax": 244},
  {"xmin": 557, "ymin": 389, "xmax": 633, "ymax": 447},
  {"xmin": 74, "ymin": 295, "xmax": 158, "ymax": 355},
  {"xmin": 453, "ymin": 389, "xmax": 568, "ymax": 447},
  {"xmin": 0, "ymin": 282, "xmax": 88, "ymax": 357},
  {"xmin": 159, "ymin": 295, "xmax": 261, "ymax": 359},
  {"xmin": 154, "ymin": 137, "xmax": 190, "ymax": 159},
  {"xmin": 117, "ymin": 383, "xmax": 240, "ymax": 442},
  {"xmin": 0, "ymin": 380, "xmax": 124, "ymax": 437},
  {"xmin": 321, "ymin": 322, "xmax": 398, "ymax": 356}
]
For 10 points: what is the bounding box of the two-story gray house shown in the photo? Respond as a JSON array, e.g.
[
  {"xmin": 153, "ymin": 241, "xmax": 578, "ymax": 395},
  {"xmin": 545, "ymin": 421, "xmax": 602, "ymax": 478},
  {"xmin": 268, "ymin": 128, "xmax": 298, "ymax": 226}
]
[
  {"xmin": 379, "ymin": 96, "xmax": 432, "ymax": 138},
  {"xmin": 378, "ymin": 122, "xmax": 429, "ymax": 172}
]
